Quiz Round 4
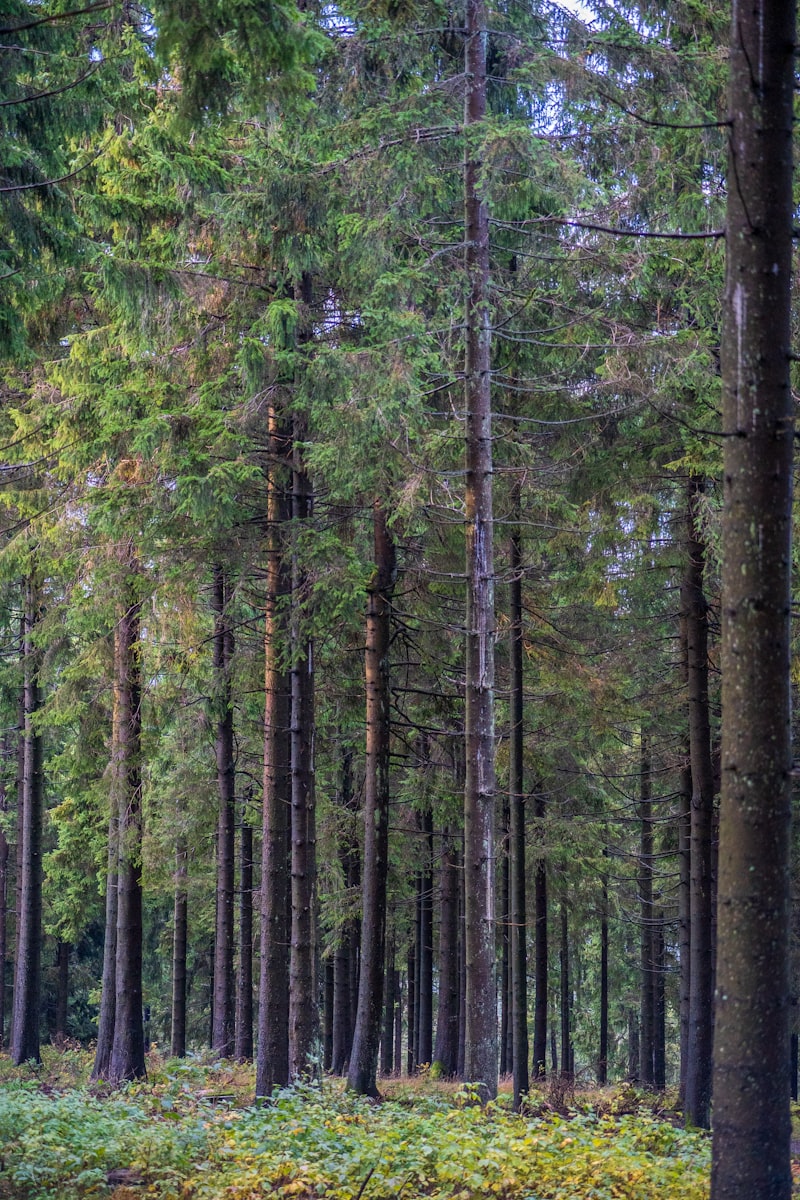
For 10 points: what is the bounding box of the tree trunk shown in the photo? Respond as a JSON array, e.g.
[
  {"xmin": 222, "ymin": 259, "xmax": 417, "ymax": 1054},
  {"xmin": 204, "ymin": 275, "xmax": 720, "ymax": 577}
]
[
  {"xmin": 678, "ymin": 758, "xmax": 691, "ymax": 1107},
  {"xmin": 256, "ymin": 403, "xmax": 292, "ymax": 1097},
  {"xmin": 598, "ymin": 870, "xmax": 608, "ymax": 1086},
  {"xmin": 682, "ymin": 476, "xmax": 715, "ymax": 1127},
  {"xmin": 462, "ymin": 0, "xmax": 496, "ymax": 1102},
  {"xmin": 394, "ymin": 970, "xmax": 403, "ymax": 1076},
  {"xmin": 712, "ymin": 2, "xmax": 794, "ymax": 1194},
  {"xmin": 235, "ymin": 807, "xmax": 253, "ymax": 1060},
  {"xmin": 380, "ymin": 937, "xmax": 395, "ymax": 1076},
  {"xmin": 416, "ymin": 803, "xmax": 434, "ymax": 1068},
  {"xmin": 171, "ymin": 837, "xmax": 188, "ymax": 1058},
  {"xmin": 509, "ymin": 518, "xmax": 528, "ymax": 1106},
  {"xmin": 288, "ymin": 383, "xmax": 317, "ymax": 1077},
  {"xmin": 93, "ymin": 803, "xmax": 119, "ymax": 1079},
  {"xmin": 433, "ymin": 828, "xmax": 460, "ymax": 1077},
  {"xmin": 347, "ymin": 501, "xmax": 394, "ymax": 1096},
  {"xmin": 559, "ymin": 896, "xmax": 571, "ymax": 1079},
  {"xmin": 211, "ymin": 565, "xmax": 236, "ymax": 1058},
  {"xmin": 108, "ymin": 583, "xmax": 145, "ymax": 1083},
  {"xmin": 652, "ymin": 908, "xmax": 666, "ymax": 1090},
  {"xmin": 499, "ymin": 800, "xmax": 510, "ymax": 1079},
  {"xmin": 323, "ymin": 956, "xmax": 334, "ymax": 1071},
  {"xmin": 54, "ymin": 941, "xmax": 69, "ymax": 1042},
  {"xmin": 407, "ymin": 946, "xmax": 416, "ymax": 1074},
  {"xmin": 639, "ymin": 736, "xmax": 655, "ymax": 1088},
  {"xmin": 11, "ymin": 575, "xmax": 43, "ymax": 1066},
  {"xmin": 532, "ymin": 791, "xmax": 548, "ymax": 1079},
  {"xmin": 0, "ymin": 734, "xmax": 9, "ymax": 1049}
]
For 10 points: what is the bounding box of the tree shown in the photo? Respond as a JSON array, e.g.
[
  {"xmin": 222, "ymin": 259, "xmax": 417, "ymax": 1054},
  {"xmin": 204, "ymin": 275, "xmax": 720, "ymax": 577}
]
[{"xmin": 711, "ymin": 1, "xmax": 795, "ymax": 1196}]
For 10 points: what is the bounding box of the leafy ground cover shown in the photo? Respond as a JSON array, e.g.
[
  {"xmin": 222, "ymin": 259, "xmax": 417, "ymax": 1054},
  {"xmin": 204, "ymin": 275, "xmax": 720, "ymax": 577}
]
[{"xmin": 0, "ymin": 1049, "xmax": 712, "ymax": 1200}]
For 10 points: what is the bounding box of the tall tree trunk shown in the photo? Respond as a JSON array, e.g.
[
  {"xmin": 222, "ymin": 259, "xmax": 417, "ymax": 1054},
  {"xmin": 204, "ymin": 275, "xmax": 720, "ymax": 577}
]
[
  {"xmin": 323, "ymin": 956, "xmax": 334, "ymax": 1071},
  {"xmin": 638, "ymin": 736, "xmax": 655, "ymax": 1087},
  {"xmin": 598, "ymin": 869, "xmax": 608, "ymax": 1086},
  {"xmin": 289, "ymin": 384, "xmax": 317, "ymax": 1077},
  {"xmin": 462, "ymin": 0, "xmax": 496, "ymax": 1102},
  {"xmin": 652, "ymin": 908, "xmax": 666, "ymax": 1090},
  {"xmin": 407, "ymin": 946, "xmax": 416, "ymax": 1074},
  {"xmin": 108, "ymin": 581, "xmax": 145, "ymax": 1083},
  {"xmin": 678, "ymin": 758, "xmax": 691, "ymax": 1107},
  {"xmin": 256, "ymin": 404, "xmax": 292, "ymax": 1097},
  {"xmin": 171, "ymin": 836, "xmax": 188, "ymax": 1058},
  {"xmin": 499, "ymin": 801, "xmax": 510, "ymax": 1078},
  {"xmin": 235, "ymin": 805, "xmax": 253, "ymax": 1060},
  {"xmin": 559, "ymin": 896, "xmax": 571, "ymax": 1079},
  {"xmin": 0, "ymin": 734, "xmax": 9, "ymax": 1049},
  {"xmin": 682, "ymin": 476, "xmax": 715, "ymax": 1127},
  {"xmin": 712, "ymin": 1, "xmax": 795, "ymax": 1194},
  {"xmin": 347, "ymin": 501, "xmax": 394, "ymax": 1096},
  {"xmin": 11, "ymin": 575, "xmax": 43, "ymax": 1065},
  {"xmin": 393, "ymin": 970, "xmax": 403, "ymax": 1076},
  {"xmin": 93, "ymin": 799, "xmax": 119, "ymax": 1079},
  {"xmin": 416, "ymin": 803, "xmax": 434, "ymax": 1068},
  {"xmin": 509, "ymin": 517, "xmax": 528, "ymax": 1106},
  {"xmin": 433, "ymin": 828, "xmax": 460, "ymax": 1077},
  {"xmin": 211, "ymin": 565, "xmax": 236, "ymax": 1058},
  {"xmin": 532, "ymin": 792, "xmax": 548, "ymax": 1079},
  {"xmin": 380, "ymin": 936, "xmax": 396, "ymax": 1076}
]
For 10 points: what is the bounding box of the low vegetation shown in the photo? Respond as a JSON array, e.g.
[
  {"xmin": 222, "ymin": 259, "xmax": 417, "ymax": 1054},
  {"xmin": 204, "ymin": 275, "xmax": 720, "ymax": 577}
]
[{"xmin": 0, "ymin": 1048, "xmax": 712, "ymax": 1200}]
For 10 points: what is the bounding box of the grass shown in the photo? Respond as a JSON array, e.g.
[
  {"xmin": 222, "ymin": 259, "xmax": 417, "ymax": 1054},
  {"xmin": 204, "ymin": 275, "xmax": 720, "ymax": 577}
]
[{"xmin": 0, "ymin": 1047, "xmax": 711, "ymax": 1200}]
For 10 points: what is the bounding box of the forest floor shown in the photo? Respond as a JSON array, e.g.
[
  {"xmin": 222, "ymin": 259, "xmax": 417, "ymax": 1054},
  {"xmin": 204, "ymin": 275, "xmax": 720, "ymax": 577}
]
[{"xmin": 0, "ymin": 1045, "xmax": 730, "ymax": 1200}]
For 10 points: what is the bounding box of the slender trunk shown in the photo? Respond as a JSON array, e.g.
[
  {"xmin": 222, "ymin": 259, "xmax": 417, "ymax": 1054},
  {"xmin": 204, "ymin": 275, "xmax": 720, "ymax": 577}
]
[
  {"xmin": 509, "ymin": 518, "xmax": 528, "ymax": 1105},
  {"xmin": 108, "ymin": 582, "xmax": 145, "ymax": 1083},
  {"xmin": 457, "ymin": 845, "xmax": 466, "ymax": 1078},
  {"xmin": 532, "ymin": 792, "xmax": 548, "ymax": 1078},
  {"xmin": 54, "ymin": 941, "xmax": 69, "ymax": 1042},
  {"xmin": 93, "ymin": 804, "xmax": 119, "ymax": 1078},
  {"xmin": 289, "ymin": 393, "xmax": 317, "ymax": 1078},
  {"xmin": 235, "ymin": 808, "xmax": 253, "ymax": 1060},
  {"xmin": 406, "ymin": 947, "xmax": 416, "ymax": 1074},
  {"xmin": 712, "ymin": 2, "xmax": 794, "ymax": 1194},
  {"xmin": 348, "ymin": 502, "xmax": 394, "ymax": 1096},
  {"xmin": 11, "ymin": 576, "xmax": 43, "ymax": 1065},
  {"xmin": 598, "ymin": 870, "xmax": 608, "ymax": 1086},
  {"xmin": 256, "ymin": 404, "xmax": 292, "ymax": 1097},
  {"xmin": 499, "ymin": 800, "xmax": 509, "ymax": 1079},
  {"xmin": 627, "ymin": 1009, "xmax": 639, "ymax": 1081},
  {"xmin": 393, "ymin": 971, "xmax": 402, "ymax": 1075},
  {"xmin": 211, "ymin": 565, "xmax": 236, "ymax": 1058},
  {"xmin": 433, "ymin": 828, "xmax": 460, "ymax": 1077},
  {"xmin": 171, "ymin": 837, "xmax": 188, "ymax": 1058},
  {"xmin": 416, "ymin": 803, "xmax": 434, "ymax": 1068},
  {"xmin": 678, "ymin": 758, "xmax": 691, "ymax": 1106},
  {"xmin": 559, "ymin": 897, "xmax": 571, "ymax": 1079},
  {"xmin": 0, "ymin": 734, "xmax": 9, "ymax": 1048},
  {"xmin": 380, "ymin": 936, "xmax": 395, "ymax": 1076},
  {"xmin": 683, "ymin": 476, "xmax": 715, "ymax": 1127},
  {"xmin": 463, "ymin": 0, "xmax": 496, "ymax": 1102},
  {"xmin": 323, "ymin": 956, "xmax": 334, "ymax": 1071},
  {"xmin": 652, "ymin": 908, "xmax": 666, "ymax": 1089},
  {"xmin": 639, "ymin": 736, "xmax": 655, "ymax": 1087}
]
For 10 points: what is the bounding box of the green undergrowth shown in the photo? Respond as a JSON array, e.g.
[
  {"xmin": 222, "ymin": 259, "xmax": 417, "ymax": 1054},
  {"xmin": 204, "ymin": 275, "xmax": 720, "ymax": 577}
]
[{"xmin": 0, "ymin": 1050, "xmax": 710, "ymax": 1200}]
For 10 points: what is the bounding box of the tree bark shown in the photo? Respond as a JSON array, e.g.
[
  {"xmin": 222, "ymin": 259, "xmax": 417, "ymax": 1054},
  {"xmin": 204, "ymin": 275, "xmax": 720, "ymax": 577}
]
[
  {"xmin": 235, "ymin": 807, "xmax": 253, "ymax": 1060},
  {"xmin": 433, "ymin": 828, "xmax": 460, "ymax": 1077},
  {"xmin": 598, "ymin": 870, "xmax": 608, "ymax": 1086},
  {"xmin": 416, "ymin": 802, "xmax": 434, "ymax": 1068},
  {"xmin": 11, "ymin": 575, "xmax": 43, "ymax": 1066},
  {"xmin": 347, "ymin": 501, "xmax": 394, "ymax": 1096},
  {"xmin": 559, "ymin": 896, "xmax": 572, "ymax": 1079},
  {"xmin": 0, "ymin": 733, "xmax": 9, "ymax": 1049},
  {"xmin": 682, "ymin": 476, "xmax": 715, "ymax": 1127},
  {"xmin": 678, "ymin": 758, "xmax": 691, "ymax": 1107},
  {"xmin": 463, "ymin": 0, "xmax": 497, "ymax": 1100},
  {"xmin": 171, "ymin": 836, "xmax": 188, "ymax": 1058},
  {"xmin": 211, "ymin": 564, "xmax": 236, "ymax": 1058},
  {"xmin": 256, "ymin": 403, "xmax": 292, "ymax": 1097},
  {"xmin": 108, "ymin": 580, "xmax": 146, "ymax": 1083},
  {"xmin": 532, "ymin": 791, "xmax": 548, "ymax": 1079},
  {"xmin": 638, "ymin": 736, "xmax": 655, "ymax": 1087},
  {"xmin": 712, "ymin": 1, "xmax": 795, "ymax": 1194},
  {"xmin": 509, "ymin": 517, "xmax": 528, "ymax": 1105}
]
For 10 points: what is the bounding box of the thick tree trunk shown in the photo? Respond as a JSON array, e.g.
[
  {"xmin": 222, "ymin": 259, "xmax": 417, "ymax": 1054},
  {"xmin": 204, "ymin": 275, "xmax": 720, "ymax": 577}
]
[
  {"xmin": 433, "ymin": 828, "xmax": 460, "ymax": 1077},
  {"xmin": 509, "ymin": 520, "xmax": 528, "ymax": 1106},
  {"xmin": 347, "ymin": 501, "xmax": 394, "ymax": 1096},
  {"xmin": 211, "ymin": 565, "xmax": 236, "ymax": 1058},
  {"xmin": 682, "ymin": 476, "xmax": 715, "ymax": 1127},
  {"xmin": 108, "ymin": 585, "xmax": 146, "ymax": 1083},
  {"xmin": 463, "ymin": 0, "xmax": 497, "ymax": 1101},
  {"xmin": 532, "ymin": 791, "xmax": 548, "ymax": 1079},
  {"xmin": 638, "ymin": 736, "xmax": 655, "ymax": 1087},
  {"xmin": 171, "ymin": 837, "xmax": 188, "ymax": 1058},
  {"xmin": 11, "ymin": 576, "xmax": 43, "ymax": 1066},
  {"xmin": 235, "ymin": 810, "xmax": 253, "ymax": 1060},
  {"xmin": 712, "ymin": 2, "xmax": 795, "ymax": 1194},
  {"xmin": 289, "ymin": 392, "xmax": 317, "ymax": 1078},
  {"xmin": 256, "ymin": 404, "xmax": 292, "ymax": 1097}
]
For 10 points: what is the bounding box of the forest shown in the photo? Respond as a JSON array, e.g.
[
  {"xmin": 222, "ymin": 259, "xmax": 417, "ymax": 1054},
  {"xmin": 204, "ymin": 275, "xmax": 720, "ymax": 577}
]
[{"xmin": 0, "ymin": 0, "xmax": 796, "ymax": 1197}]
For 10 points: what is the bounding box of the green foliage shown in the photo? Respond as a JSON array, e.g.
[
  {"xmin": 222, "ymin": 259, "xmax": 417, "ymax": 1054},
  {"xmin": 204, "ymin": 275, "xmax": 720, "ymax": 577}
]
[{"xmin": 0, "ymin": 1057, "xmax": 710, "ymax": 1200}]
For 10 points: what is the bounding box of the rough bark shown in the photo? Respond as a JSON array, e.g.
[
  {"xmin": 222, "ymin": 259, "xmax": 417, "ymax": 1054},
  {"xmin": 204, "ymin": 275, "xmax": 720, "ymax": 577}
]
[
  {"xmin": 463, "ymin": 0, "xmax": 497, "ymax": 1099},
  {"xmin": 256, "ymin": 403, "xmax": 292, "ymax": 1097},
  {"xmin": 108, "ymin": 584, "xmax": 146, "ymax": 1083},
  {"xmin": 211, "ymin": 564, "xmax": 236, "ymax": 1058},
  {"xmin": 682, "ymin": 476, "xmax": 715, "ymax": 1127},
  {"xmin": 711, "ymin": 2, "xmax": 795, "ymax": 1194},
  {"xmin": 347, "ymin": 501, "xmax": 394, "ymax": 1096},
  {"xmin": 11, "ymin": 576, "xmax": 43, "ymax": 1065}
]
